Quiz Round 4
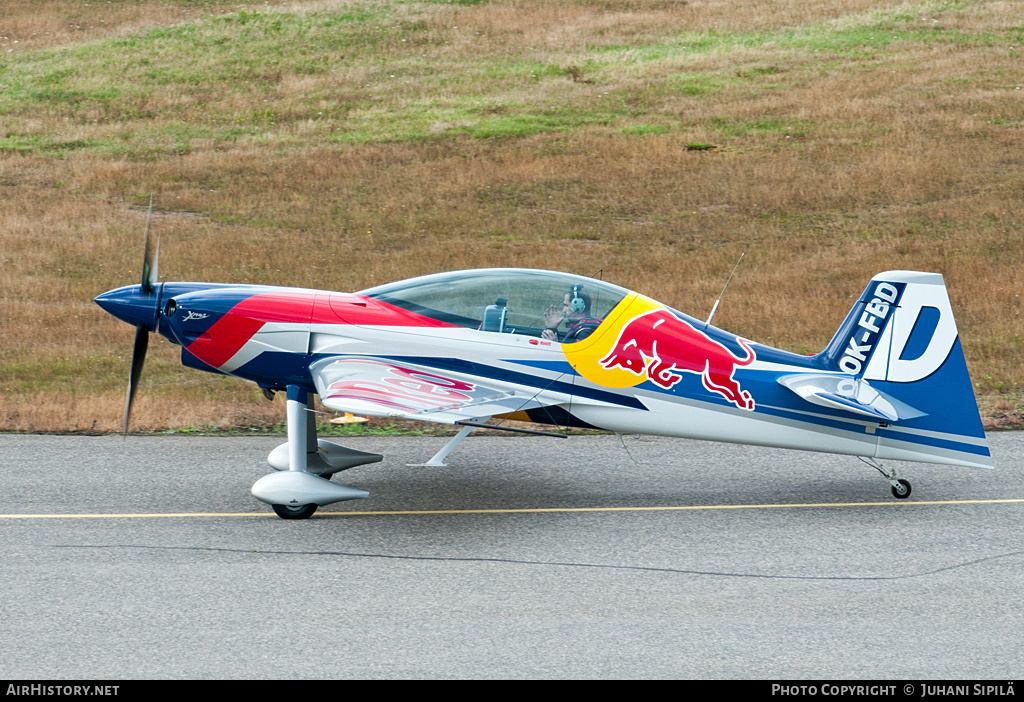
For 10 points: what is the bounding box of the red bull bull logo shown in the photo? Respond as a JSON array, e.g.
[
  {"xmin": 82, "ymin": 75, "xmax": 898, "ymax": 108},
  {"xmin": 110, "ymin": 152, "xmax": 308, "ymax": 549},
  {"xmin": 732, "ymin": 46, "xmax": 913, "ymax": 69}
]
[{"xmin": 597, "ymin": 308, "xmax": 756, "ymax": 410}]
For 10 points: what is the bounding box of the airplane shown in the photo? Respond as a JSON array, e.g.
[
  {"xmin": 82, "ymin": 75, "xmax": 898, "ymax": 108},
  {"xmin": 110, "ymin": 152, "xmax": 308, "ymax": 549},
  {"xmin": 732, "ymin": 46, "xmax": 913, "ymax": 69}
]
[{"xmin": 95, "ymin": 231, "xmax": 992, "ymax": 519}]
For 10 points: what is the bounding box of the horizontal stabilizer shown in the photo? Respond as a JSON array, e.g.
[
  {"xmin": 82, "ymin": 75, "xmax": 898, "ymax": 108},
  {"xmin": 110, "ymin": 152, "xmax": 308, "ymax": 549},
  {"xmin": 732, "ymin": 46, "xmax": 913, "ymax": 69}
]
[{"xmin": 777, "ymin": 374, "xmax": 926, "ymax": 423}]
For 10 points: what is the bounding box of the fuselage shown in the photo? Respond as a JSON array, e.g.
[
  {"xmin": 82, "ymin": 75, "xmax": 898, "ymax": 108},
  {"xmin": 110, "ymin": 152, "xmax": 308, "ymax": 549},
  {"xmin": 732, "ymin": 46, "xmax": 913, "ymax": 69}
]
[{"xmin": 96, "ymin": 268, "xmax": 991, "ymax": 470}]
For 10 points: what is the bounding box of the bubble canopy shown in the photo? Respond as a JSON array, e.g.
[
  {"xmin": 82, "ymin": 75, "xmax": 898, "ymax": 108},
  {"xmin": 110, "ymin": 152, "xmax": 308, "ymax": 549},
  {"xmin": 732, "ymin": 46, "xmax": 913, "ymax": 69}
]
[{"xmin": 358, "ymin": 268, "xmax": 631, "ymax": 341}]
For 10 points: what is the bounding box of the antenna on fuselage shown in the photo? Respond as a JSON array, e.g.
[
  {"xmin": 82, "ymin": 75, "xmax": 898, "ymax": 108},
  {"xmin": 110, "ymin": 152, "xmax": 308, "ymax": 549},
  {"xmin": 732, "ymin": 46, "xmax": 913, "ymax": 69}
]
[{"xmin": 705, "ymin": 252, "xmax": 744, "ymax": 326}]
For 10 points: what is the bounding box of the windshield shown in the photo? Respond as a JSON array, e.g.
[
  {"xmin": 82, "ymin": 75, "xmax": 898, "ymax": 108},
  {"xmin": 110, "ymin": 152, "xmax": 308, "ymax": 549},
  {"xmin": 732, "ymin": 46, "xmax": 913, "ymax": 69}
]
[{"xmin": 358, "ymin": 269, "xmax": 630, "ymax": 342}]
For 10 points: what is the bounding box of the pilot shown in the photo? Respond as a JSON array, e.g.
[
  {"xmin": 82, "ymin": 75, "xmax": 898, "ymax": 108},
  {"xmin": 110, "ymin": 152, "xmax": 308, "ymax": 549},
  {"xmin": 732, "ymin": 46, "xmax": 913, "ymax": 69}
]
[{"xmin": 542, "ymin": 285, "xmax": 601, "ymax": 343}]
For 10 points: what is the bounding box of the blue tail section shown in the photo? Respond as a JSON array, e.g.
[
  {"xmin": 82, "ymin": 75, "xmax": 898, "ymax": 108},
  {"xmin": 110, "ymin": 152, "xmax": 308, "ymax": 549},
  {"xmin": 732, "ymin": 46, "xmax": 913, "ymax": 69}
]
[{"xmin": 815, "ymin": 272, "xmax": 991, "ymax": 468}]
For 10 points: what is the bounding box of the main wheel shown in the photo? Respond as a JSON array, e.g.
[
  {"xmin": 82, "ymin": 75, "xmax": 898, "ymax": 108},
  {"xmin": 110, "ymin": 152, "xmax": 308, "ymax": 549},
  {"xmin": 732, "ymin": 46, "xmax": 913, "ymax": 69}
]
[
  {"xmin": 272, "ymin": 503, "xmax": 318, "ymax": 519},
  {"xmin": 890, "ymin": 480, "xmax": 912, "ymax": 499}
]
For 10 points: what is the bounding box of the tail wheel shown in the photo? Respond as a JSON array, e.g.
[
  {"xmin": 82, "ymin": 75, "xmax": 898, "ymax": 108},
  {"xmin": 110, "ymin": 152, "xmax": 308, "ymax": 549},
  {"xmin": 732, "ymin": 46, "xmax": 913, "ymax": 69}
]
[
  {"xmin": 272, "ymin": 503, "xmax": 318, "ymax": 519},
  {"xmin": 890, "ymin": 480, "xmax": 912, "ymax": 499}
]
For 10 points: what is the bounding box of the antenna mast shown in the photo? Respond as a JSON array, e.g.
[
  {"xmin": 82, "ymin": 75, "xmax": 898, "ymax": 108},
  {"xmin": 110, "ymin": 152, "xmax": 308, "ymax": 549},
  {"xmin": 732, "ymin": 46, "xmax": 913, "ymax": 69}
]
[{"xmin": 705, "ymin": 252, "xmax": 744, "ymax": 326}]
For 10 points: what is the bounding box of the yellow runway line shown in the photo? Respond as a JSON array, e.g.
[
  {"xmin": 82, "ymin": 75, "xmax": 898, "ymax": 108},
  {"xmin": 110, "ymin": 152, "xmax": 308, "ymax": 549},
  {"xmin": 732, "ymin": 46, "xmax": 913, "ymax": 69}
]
[{"xmin": 1, "ymin": 498, "xmax": 1023, "ymax": 520}]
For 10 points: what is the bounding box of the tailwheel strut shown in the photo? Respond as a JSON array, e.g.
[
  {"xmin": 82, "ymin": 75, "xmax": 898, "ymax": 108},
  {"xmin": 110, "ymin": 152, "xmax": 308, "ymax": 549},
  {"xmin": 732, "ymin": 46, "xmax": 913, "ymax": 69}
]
[{"xmin": 861, "ymin": 457, "xmax": 912, "ymax": 499}]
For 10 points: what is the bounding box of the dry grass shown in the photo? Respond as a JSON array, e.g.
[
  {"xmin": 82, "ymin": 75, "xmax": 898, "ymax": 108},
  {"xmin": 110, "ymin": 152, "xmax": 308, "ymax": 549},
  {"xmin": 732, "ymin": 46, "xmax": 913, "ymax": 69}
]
[{"xmin": 1, "ymin": 0, "xmax": 1022, "ymax": 432}]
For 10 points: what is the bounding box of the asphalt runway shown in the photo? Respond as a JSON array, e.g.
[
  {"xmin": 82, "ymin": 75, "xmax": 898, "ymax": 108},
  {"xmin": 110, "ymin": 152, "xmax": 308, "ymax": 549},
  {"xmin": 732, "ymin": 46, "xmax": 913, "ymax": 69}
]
[{"xmin": 1, "ymin": 431, "xmax": 1022, "ymax": 679}]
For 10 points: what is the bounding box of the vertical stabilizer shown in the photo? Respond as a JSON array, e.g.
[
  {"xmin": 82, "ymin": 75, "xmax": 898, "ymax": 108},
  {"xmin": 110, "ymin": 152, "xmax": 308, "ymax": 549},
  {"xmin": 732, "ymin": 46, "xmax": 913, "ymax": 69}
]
[{"xmin": 818, "ymin": 271, "xmax": 991, "ymax": 468}]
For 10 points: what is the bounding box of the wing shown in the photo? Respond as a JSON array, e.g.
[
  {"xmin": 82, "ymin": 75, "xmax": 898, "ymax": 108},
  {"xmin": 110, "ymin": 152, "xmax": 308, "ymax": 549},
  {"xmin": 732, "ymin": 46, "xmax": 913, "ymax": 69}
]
[{"xmin": 310, "ymin": 355, "xmax": 558, "ymax": 424}]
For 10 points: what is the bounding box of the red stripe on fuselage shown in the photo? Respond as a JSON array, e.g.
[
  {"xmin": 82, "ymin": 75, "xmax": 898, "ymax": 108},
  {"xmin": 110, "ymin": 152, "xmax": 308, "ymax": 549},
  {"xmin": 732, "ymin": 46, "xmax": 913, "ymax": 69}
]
[
  {"xmin": 186, "ymin": 290, "xmax": 316, "ymax": 369},
  {"xmin": 186, "ymin": 289, "xmax": 458, "ymax": 371},
  {"xmin": 315, "ymin": 292, "xmax": 460, "ymax": 328}
]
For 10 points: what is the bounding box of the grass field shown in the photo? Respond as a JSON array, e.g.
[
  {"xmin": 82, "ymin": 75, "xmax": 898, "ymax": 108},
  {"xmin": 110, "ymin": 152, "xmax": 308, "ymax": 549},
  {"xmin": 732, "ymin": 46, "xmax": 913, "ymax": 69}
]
[{"xmin": 1, "ymin": 0, "xmax": 1021, "ymax": 433}]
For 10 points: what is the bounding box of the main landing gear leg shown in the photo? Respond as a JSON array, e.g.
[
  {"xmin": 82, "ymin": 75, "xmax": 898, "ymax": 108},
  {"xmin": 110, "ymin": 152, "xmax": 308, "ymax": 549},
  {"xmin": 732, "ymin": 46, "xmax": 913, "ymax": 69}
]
[
  {"xmin": 863, "ymin": 457, "xmax": 912, "ymax": 499},
  {"xmin": 251, "ymin": 385, "xmax": 370, "ymax": 519},
  {"xmin": 274, "ymin": 387, "xmax": 319, "ymax": 519}
]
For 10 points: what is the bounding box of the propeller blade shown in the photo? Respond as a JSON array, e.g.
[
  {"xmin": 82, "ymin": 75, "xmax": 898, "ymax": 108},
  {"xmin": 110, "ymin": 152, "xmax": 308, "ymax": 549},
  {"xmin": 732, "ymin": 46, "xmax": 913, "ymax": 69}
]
[
  {"xmin": 123, "ymin": 324, "xmax": 149, "ymax": 435},
  {"xmin": 139, "ymin": 194, "xmax": 160, "ymax": 294}
]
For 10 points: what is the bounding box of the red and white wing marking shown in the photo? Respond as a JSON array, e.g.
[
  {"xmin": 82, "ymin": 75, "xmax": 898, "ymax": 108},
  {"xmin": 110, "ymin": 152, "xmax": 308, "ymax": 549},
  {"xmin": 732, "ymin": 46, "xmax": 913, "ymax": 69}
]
[{"xmin": 310, "ymin": 356, "xmax": 554, "ymax": 424}]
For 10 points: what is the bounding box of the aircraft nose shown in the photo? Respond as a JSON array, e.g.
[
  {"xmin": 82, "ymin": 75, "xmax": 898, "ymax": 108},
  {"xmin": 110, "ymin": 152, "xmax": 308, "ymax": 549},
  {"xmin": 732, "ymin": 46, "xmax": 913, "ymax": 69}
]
[{"xmin": 94, "ymin": 284, "xmax": 160, "ymax": 330}]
